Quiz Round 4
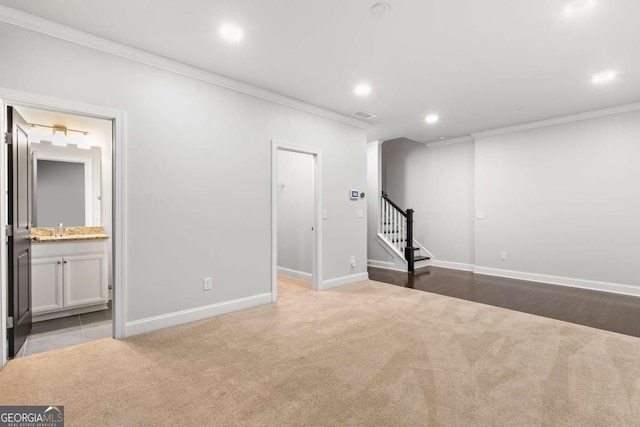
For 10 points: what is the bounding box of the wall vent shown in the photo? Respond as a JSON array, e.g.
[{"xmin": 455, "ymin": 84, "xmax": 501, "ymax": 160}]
[{"xmin": 353, "ymin": 111, "xmax": 376, "ymax": 120}]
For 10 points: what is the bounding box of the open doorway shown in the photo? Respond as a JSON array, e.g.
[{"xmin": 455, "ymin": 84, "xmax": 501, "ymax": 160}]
[
  {"xmin": 4, "ymin": 105, "xmax": 113, "ymax": 359},
  {"xmin": 271, "ymin": 141, "xmax": 322, "ymax": 301}
]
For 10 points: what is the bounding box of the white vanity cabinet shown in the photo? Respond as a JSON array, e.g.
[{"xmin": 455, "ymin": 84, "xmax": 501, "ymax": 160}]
[
  {"xmin": 32, "ymin": 240, "xmax": 108, "ymax": 321},
  {"xmin": 32, "ymin": 256, "xmax": 64, "ymax": 314}
]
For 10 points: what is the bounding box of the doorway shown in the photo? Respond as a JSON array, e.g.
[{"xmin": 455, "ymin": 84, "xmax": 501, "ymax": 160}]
[
  {"xmin": 12, "ymin": 106, "xmax": 113, "ymax": 359},
  {"xmin": 271, "ymin": 140, "xmax": 322, "ymax": 301},
  {"xmin": 0, "ymin": 89, "xmax": 127, "ymax": 366}
]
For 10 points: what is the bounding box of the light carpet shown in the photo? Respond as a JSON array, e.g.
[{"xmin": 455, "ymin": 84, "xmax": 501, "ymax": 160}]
[{"xmin": 1, "ymin": 276, "xmax": 639, "ymax": 426}]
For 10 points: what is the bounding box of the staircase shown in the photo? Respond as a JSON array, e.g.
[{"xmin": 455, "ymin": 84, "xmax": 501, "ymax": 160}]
[{"xmin": 378, "ymin": 192, "xmax": 431, "ymax": 272}]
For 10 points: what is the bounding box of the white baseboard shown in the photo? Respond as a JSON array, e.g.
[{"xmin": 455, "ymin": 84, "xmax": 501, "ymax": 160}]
[
  {"xmin": 320, "ymin": 272, "xmax": 369, "ymax": 290},
  {"xmin": 473, "ymin": 266, "xmax": 640, "ymax": 298},
  {"xmin": 34, "ymin": 303, "xmax": 109, "ymax": 323},
  {"xmin": 277, "ymin": 266, "xmax": 312, "ymax": 281},
  {"xmin": 414, "ymin": 259, "xmax": 432, "ymax": 268},
  {"xmin": 367, "ymin": 259, "xmax": 406, "ymax": 272},
  {"xmin": 431, "ymin": 260, "xmax": 474, "ymax": 272},
  {"xmin": 125, "ymin": 293, "xmax": 272, "ymax": 336}
]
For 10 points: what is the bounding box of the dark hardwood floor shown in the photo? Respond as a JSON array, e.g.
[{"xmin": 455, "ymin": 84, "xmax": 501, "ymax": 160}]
[{"xmin": 368, "ymin": 266, "xmax": 640, "ymax": 338}]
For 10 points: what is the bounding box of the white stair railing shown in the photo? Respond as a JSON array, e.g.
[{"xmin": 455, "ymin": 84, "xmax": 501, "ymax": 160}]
[{"xmin": 380, "ymin": 195, "xmax": 407, "ymax": 257}]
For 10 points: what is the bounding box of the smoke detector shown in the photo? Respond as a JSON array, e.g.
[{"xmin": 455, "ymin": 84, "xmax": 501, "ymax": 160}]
[
  {"xmin": 371, "ymin": 3, "xmax": 390, "ymax": 16},
  {"xmin": 353, "ymin": 111, "xmax": 377, "ymax": 120}
]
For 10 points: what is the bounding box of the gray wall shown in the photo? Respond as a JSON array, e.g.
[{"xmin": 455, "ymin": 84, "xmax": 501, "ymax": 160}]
[
  {"xmin": 474, "ymin": 111, "xmax": 640, "ymax": 285},
  {"xmin": 379, "ymin": 110, "xmax": 640, "ymax": 288},
  {"xmin": 277, "ymin": 150, "xmax": 314, "ymax": 276},
  {"xmin": 36, "ymin": 160, "xmax": 85, "ymax": 227},
  {"xmin": 382, "ymin": 138, "xmax": 475, "ymax": 266},
  {"xmin": 366, "ymin": 141, "xmax": 394, "ymax": 263},
  {"xmin": 0, "ymin": 22, "xmax": 368, "ymax": 322}
]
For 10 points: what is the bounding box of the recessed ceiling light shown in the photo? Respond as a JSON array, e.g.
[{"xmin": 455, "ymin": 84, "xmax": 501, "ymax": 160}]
[
  {"xmin": 220, "ymin": 23, "xmax": 244, "ymax": 44},
  {"xmin": 564, "ymin": 0, "xmax": 596, "ymax": 16},
  {"xmin": 425, "ymin": 114, "xmax": 439, "ymax": 125},
  {"xmin": 354, "ymin": 83, "xmax": 372, "ymax": 97},
  {"xmin": 439, "ymin": 136, "xmax": 447, "ymax": 140},
  {"xmin": 371, "ymin": 3, "xmax": 391, "ymax": 15},
  {"xmin": 591, "ymin": 70, "xmax": 617, "ymax": 84}
]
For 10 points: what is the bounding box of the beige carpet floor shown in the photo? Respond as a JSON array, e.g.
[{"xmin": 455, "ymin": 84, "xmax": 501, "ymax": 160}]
[{"xmin": 1, "ymin": 276, "xmax": 639, "ymax": 426}]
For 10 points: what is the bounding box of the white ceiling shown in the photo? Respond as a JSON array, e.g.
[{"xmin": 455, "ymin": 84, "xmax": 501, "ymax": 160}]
[{"xmin": 1, "ymin": 0, "xmax": 639, "ymax": 143}]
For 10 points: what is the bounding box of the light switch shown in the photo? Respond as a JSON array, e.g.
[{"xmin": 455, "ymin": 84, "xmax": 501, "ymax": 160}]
[
  {"xmin": 357, "ymin": 209, "xmax": 364, "ymax": 218},
  {"xmin": 322, "ymin": 209, "xmax": 328, "ymax": 219}
]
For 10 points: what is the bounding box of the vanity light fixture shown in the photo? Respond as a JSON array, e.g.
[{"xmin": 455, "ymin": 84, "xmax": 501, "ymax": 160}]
[{"xmin": 29, "ymin": 123, "xmax": 91, "ymax": 149}]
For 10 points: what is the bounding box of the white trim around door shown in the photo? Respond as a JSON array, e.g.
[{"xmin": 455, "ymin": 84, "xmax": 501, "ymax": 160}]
[
  {"xmin": 271, "ymin": 140, "xmax": 323, "ymax": 302},
  {"xmin": 0, "ymin": 87, "xmax": 127, "ymax": 368}
]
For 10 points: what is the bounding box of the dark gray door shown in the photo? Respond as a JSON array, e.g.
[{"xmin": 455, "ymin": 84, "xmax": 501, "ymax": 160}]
[{"xmin": 7, "ymin": 106, "xmax": 32, "ymax": 358}]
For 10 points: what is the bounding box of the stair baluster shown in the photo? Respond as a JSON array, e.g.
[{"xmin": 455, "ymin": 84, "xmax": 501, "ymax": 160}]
[{"xmin": 381, "ymin": 192, "xmax": 419, "ymax": 272}]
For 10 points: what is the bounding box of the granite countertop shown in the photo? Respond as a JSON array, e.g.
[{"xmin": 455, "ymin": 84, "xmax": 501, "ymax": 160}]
[{"xmin": 31, "ymin": 226, "xmax": 110, "ymax": 243}]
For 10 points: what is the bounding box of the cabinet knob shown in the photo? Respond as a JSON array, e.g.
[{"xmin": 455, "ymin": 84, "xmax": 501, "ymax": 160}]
[
  {"xmin": 63, "ymin": 260, "xmax": 68, "ymax": 264},
  {"xmin": 57, "ymin": 261, "xmax": 61, "ymax": 264}
]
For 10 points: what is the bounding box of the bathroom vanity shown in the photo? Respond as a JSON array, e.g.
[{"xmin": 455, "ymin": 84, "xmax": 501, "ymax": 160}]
[{"xmin": 31, "ymin": 227, "xmax": 109, "ymax": 322}]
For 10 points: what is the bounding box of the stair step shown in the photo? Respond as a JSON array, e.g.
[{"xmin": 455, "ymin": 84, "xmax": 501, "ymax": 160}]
[{"xmin": 414, "ymin": 255, "xmax": 430, "ymax": 262}]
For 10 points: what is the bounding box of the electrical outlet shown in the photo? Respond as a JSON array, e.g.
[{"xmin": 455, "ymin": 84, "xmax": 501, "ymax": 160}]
[
  {"xmin": 500, "ymin": 251, "xmax": 508, "ymax": 260},
  {"xmin": 350, "ymin": 256, "xmax": 356, "ymax": 268},
  {"xmin": 203, "ymin": 277, "xmax": 213, "ymax": 291}
]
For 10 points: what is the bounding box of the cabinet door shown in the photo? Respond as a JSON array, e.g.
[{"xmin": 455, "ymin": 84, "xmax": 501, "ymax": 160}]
[
  {"xmin": 32, "ymin": 257, "xmax": 64, "ymax": 314},
  {"xmin": 63, "ymin": 253, "xmax": 108, "ymax": 308}
]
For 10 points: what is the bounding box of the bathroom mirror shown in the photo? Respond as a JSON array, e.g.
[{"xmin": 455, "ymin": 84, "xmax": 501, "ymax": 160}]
[{"xmin": 32, "ymin": 144, "xmax": 102, "ymax": 227}]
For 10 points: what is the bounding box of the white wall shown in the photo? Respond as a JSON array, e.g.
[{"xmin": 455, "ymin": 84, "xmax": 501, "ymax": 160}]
[
  {"xmin": 381, "ymin": 138, "xmax": 475, "ymax": 266},
  {"xmin": 474, "ymin": 110, "xmax": 640, "ymax": 286},
  {"xmin": 277, "ymin": 150, "xmax": 314, "ymax": 277},
  {"xmin": 366, "ymin": 141, "xmax": 394, "ymax": 264},
  {"xmin": 0, "ymin": 23, "xmax": 367, "ymax": 324},
  {"xmin": 380, "ymin": 111, "xmax": 640, "ymax": 291}
]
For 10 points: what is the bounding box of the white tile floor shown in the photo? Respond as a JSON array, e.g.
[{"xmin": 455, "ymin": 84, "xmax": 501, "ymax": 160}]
[{"xmin": 14, "ymin": 305, "xmax": 112, "ymax": 358}]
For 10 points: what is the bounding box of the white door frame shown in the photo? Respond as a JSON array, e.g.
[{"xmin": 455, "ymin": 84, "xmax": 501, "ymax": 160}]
[
  {"xmin": 271, "ymin": 140, "xmax": 322, "ymax": 301},
  {"xmin": 0, "ymin": 88, "xmax": 127, "ymax": 367}
]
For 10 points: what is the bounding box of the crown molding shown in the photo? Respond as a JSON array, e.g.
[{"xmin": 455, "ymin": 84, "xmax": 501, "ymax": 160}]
[
  {"xmin": 425, "ymin": 135, "xmax": 474, "ymax": 148},
  {"xmin": 472, "ymin": 102, "xmax": 640, "ymax": 139},
  {"xmin": 0, "ymin": 5, "xmax": 369, "ymax": 130}
]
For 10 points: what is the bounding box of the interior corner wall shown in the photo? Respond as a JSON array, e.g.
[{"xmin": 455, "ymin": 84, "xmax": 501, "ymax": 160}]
[
  {"xmin": 277, "ymin": 150, "xmax": 314, "ymax": 277},
  {"xmin": 366, "ymin": 141, "xmax": 394, "ymax": 264},
  {"xmin": 474, "ymin": 110, "xmax": 640, "ymax": 287},
  {"xmin": 382, "ymin": 138, "xmax": 475, "ymax": 265},
  {"xmin": 0, "ymin": 22, "xmax": 367, "ymax": 326}
]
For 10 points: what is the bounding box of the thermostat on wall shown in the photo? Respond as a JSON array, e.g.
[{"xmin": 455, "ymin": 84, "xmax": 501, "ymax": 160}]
[{"xmin": 350, "ymin": 189, "xmax": 359, "ymax": 200}]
